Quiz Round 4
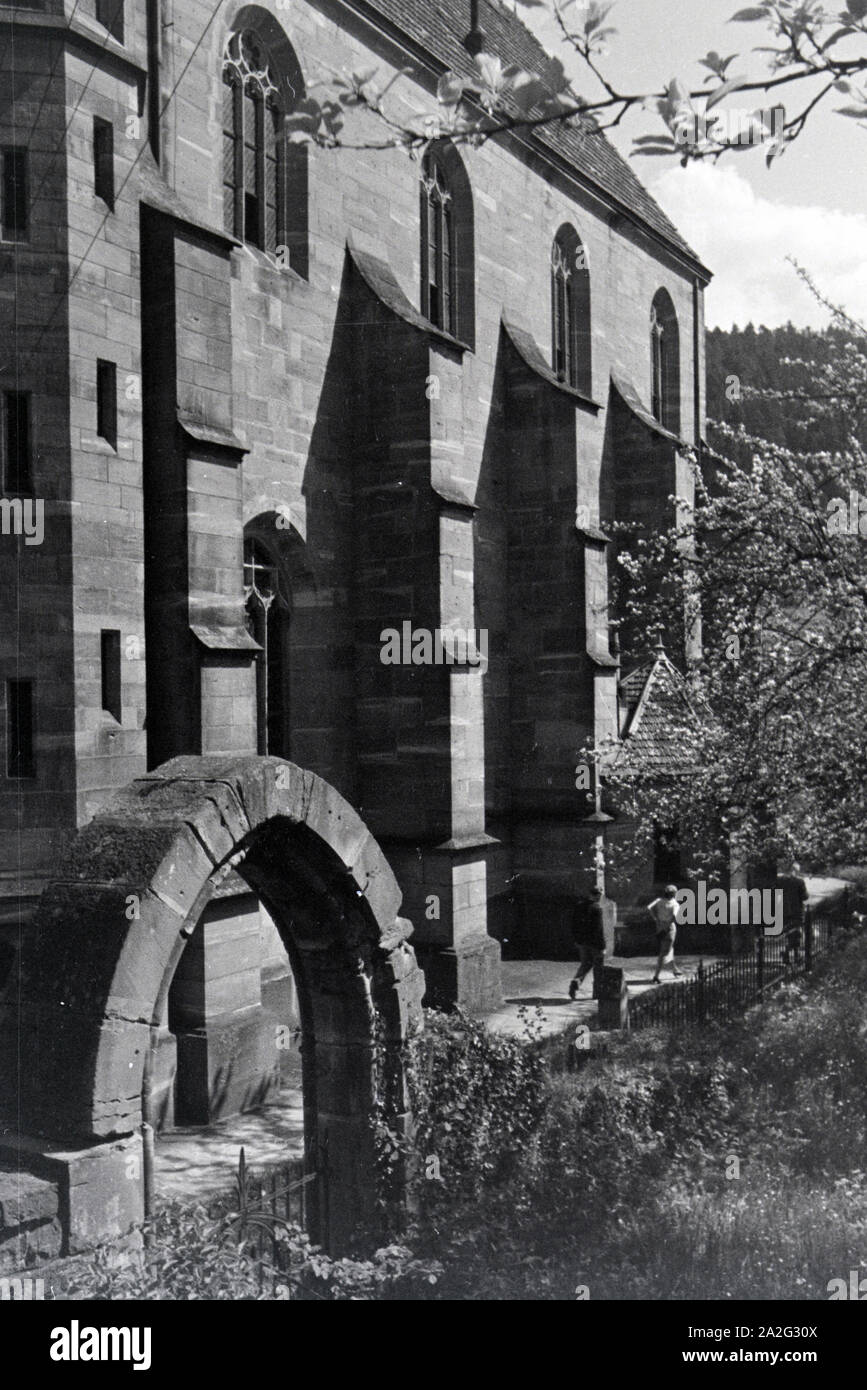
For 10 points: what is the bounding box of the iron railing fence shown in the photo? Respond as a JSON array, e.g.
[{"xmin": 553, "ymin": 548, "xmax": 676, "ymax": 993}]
[
  {"xmin": 207, "ymin": 1148, "xmax": 316, "ymax": 1280},
  {"xmin": 629, "ymin": 891, "xmax": 853, "ymax": 1032}
]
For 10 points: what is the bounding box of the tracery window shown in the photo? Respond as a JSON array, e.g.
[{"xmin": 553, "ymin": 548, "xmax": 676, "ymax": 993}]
[
  {"xmin": 650, "ymin": 289, "xmax": 681, "ymax": 434},
  {"xmin": 222, "ymin": 30, "xmax": 285, "ymax": 256}
]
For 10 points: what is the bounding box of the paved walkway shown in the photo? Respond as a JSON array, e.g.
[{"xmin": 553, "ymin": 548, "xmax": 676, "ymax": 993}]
[
  {"xmin": 484, "ymin": 954, "xmax": 718, "ymax": 1042},
  {"xmin": 154, "ymin": 1087, "xmax": 304, "ymax": 1206},
  {"xmin": 484, "ymin": 876, "xmax": 852, "ymax": 1044}
]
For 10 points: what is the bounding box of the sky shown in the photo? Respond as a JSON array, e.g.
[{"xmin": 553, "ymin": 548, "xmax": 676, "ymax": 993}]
[{"xmin": 513, "ymin": 0, "xmax": 867, "ymax": 329}]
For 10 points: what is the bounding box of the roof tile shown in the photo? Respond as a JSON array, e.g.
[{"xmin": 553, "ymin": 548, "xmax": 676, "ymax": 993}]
[{"xmin": 616, "ymin": 649, "xmax": 703, "ymax": 774}]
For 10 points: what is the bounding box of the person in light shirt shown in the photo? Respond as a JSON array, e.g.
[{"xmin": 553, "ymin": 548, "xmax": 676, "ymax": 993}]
[{"xmin": 648, "ymin": 883, "xmax": 683, "ymax": 983}]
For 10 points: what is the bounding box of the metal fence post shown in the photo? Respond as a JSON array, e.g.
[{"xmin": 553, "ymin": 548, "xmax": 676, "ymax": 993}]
[
  {"xmin": 804, "ymin": 909, "xmax": 813, "ymax": 972},
  {"xmin": 757, "ymin": 932, "xmax": 764, "ymax": 997}
]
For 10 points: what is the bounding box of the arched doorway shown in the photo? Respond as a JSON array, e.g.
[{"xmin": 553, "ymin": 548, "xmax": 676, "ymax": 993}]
[{"xmin": 0, "ymin": 756, "xmax": 425, "ymax": 1251}]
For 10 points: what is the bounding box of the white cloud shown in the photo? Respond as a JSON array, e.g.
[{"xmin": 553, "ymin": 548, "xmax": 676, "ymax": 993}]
[{"xmin": 648, "ymin": 163, "xmax": 867, "ymax": 330}]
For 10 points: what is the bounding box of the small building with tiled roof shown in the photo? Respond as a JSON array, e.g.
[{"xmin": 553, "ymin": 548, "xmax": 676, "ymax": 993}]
[{"xmin": 616, "ymin": 641, "xmax": 705, "ymax": 777}]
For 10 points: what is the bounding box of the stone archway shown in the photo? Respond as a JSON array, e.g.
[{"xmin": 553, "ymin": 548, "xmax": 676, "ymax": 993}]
[{"xmin": 0, "ymin": 756, "xmax": 425, "ymax": 1251}]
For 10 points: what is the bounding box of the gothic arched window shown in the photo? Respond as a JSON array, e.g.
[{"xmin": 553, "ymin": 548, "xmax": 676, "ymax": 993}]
[
  {"xmin": 222, "ymin": 29, "xmax": 290, "ymax": 260},
  {"xmin": 420, "ymin": 149, "xmax": 455, "ymax": 335},
  {"xmin": 551, "ymin": 224, "xmax": 591, "ymax": 394},
  {"xmin": 650, "ymin": 289, "xmax": 681, "ymax": 434},
  {"xmin": 419, "ymin": 142, "xmax": 475, "ymax": 346},
  {"xmin": 244, "ymin": 538, "xmax": 290, "ymax": 756}
]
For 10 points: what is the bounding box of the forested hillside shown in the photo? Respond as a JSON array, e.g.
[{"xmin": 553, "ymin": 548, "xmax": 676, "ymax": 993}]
[{"xmin": 705, "ymin": 323, "xmax": 865, "ymax": 454}]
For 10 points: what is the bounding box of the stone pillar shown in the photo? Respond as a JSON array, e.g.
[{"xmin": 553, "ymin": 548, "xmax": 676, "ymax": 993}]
[
  {"xmin": 407, "ymin": 503, "xmax": 501, "ymax": 1012},
  {"xmin": 259, "ymin": 904, "xmax": 302, "ymax": 1086},
  {"xmin": 148, "ymin": 1024, "xmax": 178, "ymax": 1132},
  {"xmin": 348, "ymin": 254, "xmax": 502, "ymax": 1012},
  {"xmin": 597, "ymin": 965, "xmax": 629, "ymax": 1030}
]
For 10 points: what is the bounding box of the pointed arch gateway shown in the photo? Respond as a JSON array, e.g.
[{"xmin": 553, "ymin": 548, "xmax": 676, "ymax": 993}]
[{"xmin": 0, "ymin": 756, "xmax": 425, "ymax": 1250}]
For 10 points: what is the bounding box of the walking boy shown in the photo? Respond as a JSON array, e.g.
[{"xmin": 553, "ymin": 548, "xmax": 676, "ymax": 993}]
[{"xmin": 648, "ymin": 883, "xmax": 682, "ymax": 982}]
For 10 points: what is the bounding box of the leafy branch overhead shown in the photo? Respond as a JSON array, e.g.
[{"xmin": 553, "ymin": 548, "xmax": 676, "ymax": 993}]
[{"xmin": 283, "ymin": 1, "xmax": 867, "ymax": 163}]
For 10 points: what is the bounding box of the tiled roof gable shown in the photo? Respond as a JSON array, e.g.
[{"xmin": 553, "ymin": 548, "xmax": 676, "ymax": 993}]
[{"xmin": 616, "ymin": 646, "xmax": 703, "ymax": 774}]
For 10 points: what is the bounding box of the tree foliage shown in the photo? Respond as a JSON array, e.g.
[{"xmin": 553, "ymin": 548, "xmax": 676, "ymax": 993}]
[
  {"xmin": 707, "ymin": 318, "xmax": 867, "ymax": 456},
  {"xmin": 605, "ymin": 271, "xmax": 867, "ymax": 877}
]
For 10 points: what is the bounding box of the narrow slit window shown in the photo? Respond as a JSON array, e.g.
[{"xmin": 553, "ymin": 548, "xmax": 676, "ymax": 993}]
[
  {"xmin": 244, "ymin": 539, "xmax": 289, "ymax": 757},
  {"xmin": 3, "ymin": 391, "xmax": 33, "ymax": 493},
  {"xmin": 96, "ymin": 0, "xmax": 125, "ymax": 44},
  {"xmin": 93, "ymin": 118, "xmax": 115, "ymax": 209},
  {"xmin": 97, "ymin": 359, "xmax": 117, "ymax": 448},
  {"xmin": 1, "ymin": 149, "xmax": 28, "ymax": 242},
  {"xmin": 101, "ymin": 630, "xmax": 122, "ymax": 722},
  {"xmin": 7, "ymin": 679, "xmax": 35, "ymax": 779}
]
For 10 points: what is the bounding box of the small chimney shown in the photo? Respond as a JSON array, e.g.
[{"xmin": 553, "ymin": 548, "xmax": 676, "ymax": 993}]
[{"xmin": 463, "ymin": 0, "xmax": 486, "ymax": 56}]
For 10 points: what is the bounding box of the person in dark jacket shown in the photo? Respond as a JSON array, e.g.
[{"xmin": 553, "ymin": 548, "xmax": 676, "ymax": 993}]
[{"xmin": 568, "ymin": 887, "xmax": 606, "ymax": 1000}]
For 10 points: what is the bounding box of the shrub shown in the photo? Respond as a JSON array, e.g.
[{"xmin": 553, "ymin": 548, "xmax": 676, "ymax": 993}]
[
  {"xmin": 52, "ymin": 1203, "xmax": 441, "ymax": 1302},
  {"xmin": 832, "ymin": 865, "xmax": 867, "ymax": 909},
  {"xmin": 375, "ymin": 1006, "xmax": 549, "ymax": 1214}
]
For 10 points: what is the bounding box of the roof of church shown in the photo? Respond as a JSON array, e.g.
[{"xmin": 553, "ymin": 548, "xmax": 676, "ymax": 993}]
[
  {"xmin": 356, "ymin": 0, "xmax": 709, "ymax": 274},
  {"xmin": 616, "ymin": 643, "xmax": 704, "ymax": 775}
]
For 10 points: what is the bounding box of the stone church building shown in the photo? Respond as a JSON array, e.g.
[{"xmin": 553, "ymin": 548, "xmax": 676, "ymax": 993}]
[{"xmin": 0, "ymin": 0, "xmax": 710, "ymax": 1139}]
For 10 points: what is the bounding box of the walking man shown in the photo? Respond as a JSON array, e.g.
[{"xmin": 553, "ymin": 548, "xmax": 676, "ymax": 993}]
[
  {"xmin": 648, "ymin": 883, "xmax": 682, "ymax": 982},
  {"xmin": 568, "ymin": 886, "xmax": 606, "ymax": 1000}
]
